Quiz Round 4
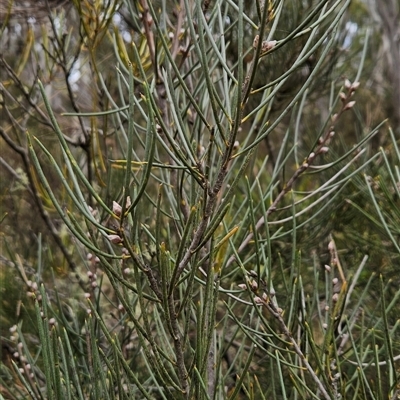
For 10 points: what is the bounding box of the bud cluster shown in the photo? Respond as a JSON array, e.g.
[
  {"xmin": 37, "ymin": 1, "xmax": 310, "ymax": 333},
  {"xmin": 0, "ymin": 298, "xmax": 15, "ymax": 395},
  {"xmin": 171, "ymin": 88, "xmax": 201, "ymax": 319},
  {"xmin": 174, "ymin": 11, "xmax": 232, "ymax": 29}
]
[
  {"xmin": 9, "ymin": 331, "xmax": 35, "ymax": 380},
  {"xmin": 253, "ymin": 35, "xmax": 277, "ymax": 53},
  {"xmin": 306, "ymin": 79, "xmax": 360, "ymax": 166}
]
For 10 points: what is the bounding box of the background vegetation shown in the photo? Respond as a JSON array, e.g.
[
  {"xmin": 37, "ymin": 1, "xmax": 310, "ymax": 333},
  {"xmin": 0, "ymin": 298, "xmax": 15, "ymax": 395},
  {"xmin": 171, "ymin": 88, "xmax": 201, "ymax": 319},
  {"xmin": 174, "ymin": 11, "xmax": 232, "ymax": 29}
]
[{"xmin": 1, "ymin": 0, "xmax": 400, "ymax": 398}]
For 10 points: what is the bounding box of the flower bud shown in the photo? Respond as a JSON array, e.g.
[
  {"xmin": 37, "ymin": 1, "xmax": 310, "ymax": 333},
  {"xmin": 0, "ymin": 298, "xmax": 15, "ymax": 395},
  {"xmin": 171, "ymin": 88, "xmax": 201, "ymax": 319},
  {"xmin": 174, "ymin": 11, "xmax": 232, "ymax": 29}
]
[
  {"xmin": 253, "ymin": 34, "xmax": 259, "ymax": 49},
  {"xmin": 262, "ymin": 292, "xmax": 268, "ymax": 300},
  {"xmin": 320, "ymin": 146, "xmax": 329, "ymax": 154},
  {"xmin": 261, "ymin": 40, "xmax": 277, "ymax": 52},
  {"xmin": 113, "ymin": 201, "xmax": 122, "ymax": 217},
  {"xmin": 344, "ymin": 101, "xmax": 356, "ymax": 110},
  {"xmin": 351, "ymin": 81, "xmax": 360, "ymax": 91},
  {"xmin": 339, "ymin": 92, "xmax": 347, "ymax": 102},
  {"xmin": 344, "ymin": 79, "xmax": 352, "ymax": 89},
  {"xmin": 238, "ymin": 283, "xmax": 247, "ymax": 290},
  {"xmin": 107, "ymin": 234, "xmax": 123, "ymax": 244}
]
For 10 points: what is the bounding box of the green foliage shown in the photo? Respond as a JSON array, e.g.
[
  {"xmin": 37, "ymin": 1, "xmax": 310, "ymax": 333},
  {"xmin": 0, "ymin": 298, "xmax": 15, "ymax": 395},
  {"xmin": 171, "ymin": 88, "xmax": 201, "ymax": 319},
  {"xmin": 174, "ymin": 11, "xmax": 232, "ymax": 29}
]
[{"xmin": 1, "ymin": 0, "xmax": 400, "ymax": 399}]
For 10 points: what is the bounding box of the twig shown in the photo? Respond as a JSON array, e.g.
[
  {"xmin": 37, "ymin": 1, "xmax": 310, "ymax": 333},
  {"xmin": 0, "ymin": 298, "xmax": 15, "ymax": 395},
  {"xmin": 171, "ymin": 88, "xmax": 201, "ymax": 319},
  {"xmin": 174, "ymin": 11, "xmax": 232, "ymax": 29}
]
[{"xmin": 226, "ymin": 80, "xmax": 360, "ymax": 268}]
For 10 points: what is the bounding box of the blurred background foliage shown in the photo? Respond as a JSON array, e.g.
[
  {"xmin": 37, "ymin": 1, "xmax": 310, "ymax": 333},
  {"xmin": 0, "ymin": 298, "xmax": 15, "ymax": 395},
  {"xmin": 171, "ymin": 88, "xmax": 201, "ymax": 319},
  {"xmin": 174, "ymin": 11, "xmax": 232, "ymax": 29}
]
[{"xmin": 1, "ymin": 0, "xmax": 400, "ymax": 398}]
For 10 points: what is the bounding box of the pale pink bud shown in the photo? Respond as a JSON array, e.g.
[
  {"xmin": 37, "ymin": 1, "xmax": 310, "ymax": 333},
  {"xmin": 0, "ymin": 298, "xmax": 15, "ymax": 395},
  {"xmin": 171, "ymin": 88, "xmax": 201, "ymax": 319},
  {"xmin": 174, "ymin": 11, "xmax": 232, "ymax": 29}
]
[
  {"xmin": 332, "ymin": 293, "xmax": 339, "ymax": 302},
  {"xmin": 254, "ymin": 296, "xmax": 263, "ymax": 304},
  {"xmin": 107, "ymin": 234, "xmax": 123, "ymax": 244},
  {"xmin": 253, "ymin": 34, "xmax": 259, "ymax": 49},
  {"xmin": 261, "ymin": 40, "xmax": 277, "ymax": 52},
  {"xmin": 344, "ymin": 79, "xmax": 352, "ymax": 89},
  {"xmin": 332, "ymin": 278, "xmax": 339, "ymax": 285},
  {"xmin": 49, "ymin": 318, "xmax": 56, "ymax": 326},
  {"xmin": 84, "ymin": 293, "xmax": 91, "ymax": 298},
  {"xmin": 262, "ymin": 292, "xmax": 268, "ymax": 300},
  {"xmin": 238, "ymin": 283, "xmax": 247, "ymax": 290},
  {"xmin": 323, "ymin": 323, "xmax": 328, "ymax": 329},
  {"xmin": 126, "ymin": 196, "xmax": 131, "ymax": 209},
  {"xmin": 328, "ymin": 240, "xmax": 334, "ymax": 251},
  {"xmin": 308, "ymin": 152, "xmax": 315, "ymax": 159},
  {"xmin": 325, "ymin": 265, "xmax": 331, "ymax": 272},
  {"xmin": 351, "ymin": 81, "xmax": 360, "ymax": 91},
  {"xmin": 320, "ymin": 147, "xmax": 329, "ymax": 154},
  {"xmin": 344, "ymin": 101, "xmax": 356, "ymax": 110},
  {"xmin": 113, "ymin": 201, "xmax": 122, "ymax": 217},
  {"xmin": 339, "ymin": 92, "xmax": 347, "ymax": 102},
  {"xmin": 325, "ymin": 305, "xmax": 329, "ymax": 311}
]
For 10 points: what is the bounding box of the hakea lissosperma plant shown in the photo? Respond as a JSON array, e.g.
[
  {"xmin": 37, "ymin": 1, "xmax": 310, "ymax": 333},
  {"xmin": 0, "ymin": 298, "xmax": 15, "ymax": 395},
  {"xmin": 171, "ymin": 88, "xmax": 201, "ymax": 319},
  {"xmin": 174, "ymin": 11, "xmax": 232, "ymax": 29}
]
[{"xmin": 1, "ymin": 1, "xmax": 399, "ymax": 399}]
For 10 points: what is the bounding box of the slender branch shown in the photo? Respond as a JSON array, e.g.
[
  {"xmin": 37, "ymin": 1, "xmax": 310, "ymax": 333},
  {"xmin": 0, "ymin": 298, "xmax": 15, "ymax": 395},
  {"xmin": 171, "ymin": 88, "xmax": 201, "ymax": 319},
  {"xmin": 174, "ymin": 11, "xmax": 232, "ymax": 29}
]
[{"xmin": 226, "ymin": 81, "xmax": 360, "ymax": 268}]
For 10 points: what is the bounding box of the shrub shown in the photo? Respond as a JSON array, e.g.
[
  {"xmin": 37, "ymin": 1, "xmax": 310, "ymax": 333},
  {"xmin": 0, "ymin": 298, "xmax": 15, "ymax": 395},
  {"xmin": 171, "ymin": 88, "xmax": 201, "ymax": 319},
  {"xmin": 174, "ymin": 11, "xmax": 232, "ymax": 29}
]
[{"xmin": 1, "ymin": 0, "xmax": 399, "ymax": 399}]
